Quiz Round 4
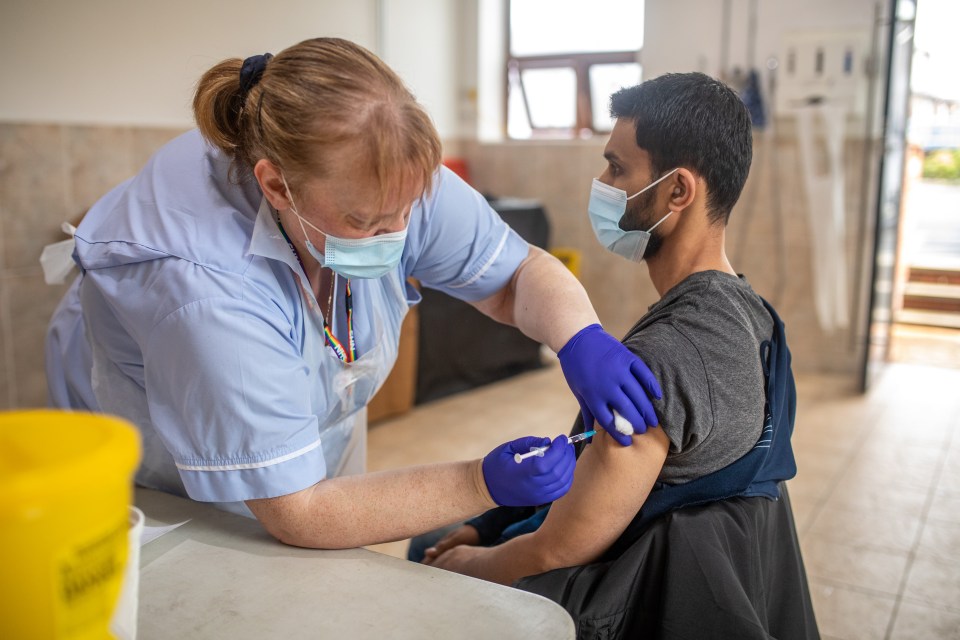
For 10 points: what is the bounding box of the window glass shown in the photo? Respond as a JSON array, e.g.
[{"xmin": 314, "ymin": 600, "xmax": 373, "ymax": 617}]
[
  {"xmin": 590, "ymin": 62, "xmax": 643, "ymax": 131},
  {"xmin": 521, "ymin": 67, "xmax": 578, "ymax": 129},
  {"xmin": 507, "ymin": 67, "xmax": 533, "ymax": 139},
  {"xmin": 510, "ymin": 0, "xmax": 644, "ymax": 57}
]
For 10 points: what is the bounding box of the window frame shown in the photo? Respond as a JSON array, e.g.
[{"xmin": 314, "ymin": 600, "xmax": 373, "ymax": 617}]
[{"xmin": 505, "ymin": 1, "xmax": 641, "ymax": 139}]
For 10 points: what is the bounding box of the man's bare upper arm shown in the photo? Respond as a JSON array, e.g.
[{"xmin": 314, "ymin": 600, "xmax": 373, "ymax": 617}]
[{"xmin": 532, "ymin": 426, "xmax": 670, "ymax": 568}]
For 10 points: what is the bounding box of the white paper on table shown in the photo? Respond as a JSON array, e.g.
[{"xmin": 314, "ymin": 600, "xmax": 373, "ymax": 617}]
[{"xmin": 141, "ymin": 520, "xmax": 190, "ymax": 546}]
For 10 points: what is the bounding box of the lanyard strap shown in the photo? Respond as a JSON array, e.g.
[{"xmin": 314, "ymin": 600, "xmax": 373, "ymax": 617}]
[
  {"xmin": 322, "ymin": 280, "xmax": 356, "ymax": 363},
  {"xmin": 276, "ymin": 215, "xmax": 357, "ymax": 363}
]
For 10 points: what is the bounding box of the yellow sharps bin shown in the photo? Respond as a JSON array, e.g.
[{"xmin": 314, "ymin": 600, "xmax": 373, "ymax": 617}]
[{"xmin": 0, "ymin": 411, "xmax": 141, "ymax": 639}]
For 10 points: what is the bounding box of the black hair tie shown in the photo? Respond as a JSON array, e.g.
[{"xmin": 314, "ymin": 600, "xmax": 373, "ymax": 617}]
[{"xmin": 239, "ymin": 53, "xmax": 273, "ymax": 100}]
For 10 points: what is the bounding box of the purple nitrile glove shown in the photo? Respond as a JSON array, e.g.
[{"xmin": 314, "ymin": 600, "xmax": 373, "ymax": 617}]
[
  {"xmin": 557, "ymin": 324, "xmax": 662, "ymax": 446},
  {"xmin": 482, "ymin": 435, "xmax": 576, "ymax": 507}
]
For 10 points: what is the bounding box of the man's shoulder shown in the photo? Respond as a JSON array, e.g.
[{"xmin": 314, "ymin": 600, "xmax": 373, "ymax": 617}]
[{"xmin": 627, "ymin": 272, "xmax": 772, "ymax": 350}]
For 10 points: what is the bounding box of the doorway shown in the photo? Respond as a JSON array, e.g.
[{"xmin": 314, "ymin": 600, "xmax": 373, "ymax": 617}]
[{"xmin": 890, "ymin": 0, "xmax": 960, "ymax": 368}]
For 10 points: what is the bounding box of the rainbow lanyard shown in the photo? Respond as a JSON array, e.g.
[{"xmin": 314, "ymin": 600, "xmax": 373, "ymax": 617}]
[
  {"xmin": 323, "ymin": 279, "xmax": 356, "ymax": 364},
  {"xmin": 276, "ymin": 216, "xmax": 357, "ymax": 364}
]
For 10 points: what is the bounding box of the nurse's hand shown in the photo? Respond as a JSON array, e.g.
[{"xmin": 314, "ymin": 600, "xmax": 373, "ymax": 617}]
[
  {"xmin": 482, "ymin": 435, "xmax": 575, "ymax": 507},
  {"xmin": 557, "ymin": 324, "xmax": 662, "ymax": 446}
]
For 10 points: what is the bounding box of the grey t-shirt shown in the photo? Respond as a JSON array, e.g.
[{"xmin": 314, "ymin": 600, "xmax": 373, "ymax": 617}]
[{"xmin": 624, "ymin": 270, "xmax": 774, "ymax": 483}]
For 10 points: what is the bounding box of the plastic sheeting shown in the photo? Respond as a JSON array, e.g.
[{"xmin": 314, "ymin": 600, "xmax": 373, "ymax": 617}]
[{"xmin": 796, "ymin": 105, "xmax": 850, "ymax": 332}]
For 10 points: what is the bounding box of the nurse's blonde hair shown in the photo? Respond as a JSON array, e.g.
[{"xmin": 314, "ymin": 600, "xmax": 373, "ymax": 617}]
[{"xmin": 193, "ymin": 37, "xmax": 442, "ymax": 202}]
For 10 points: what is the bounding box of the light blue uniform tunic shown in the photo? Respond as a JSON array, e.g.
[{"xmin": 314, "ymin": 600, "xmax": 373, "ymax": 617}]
[{"xmin": 46, "ymin": 130, "xmax": 529, "ymax": 511}]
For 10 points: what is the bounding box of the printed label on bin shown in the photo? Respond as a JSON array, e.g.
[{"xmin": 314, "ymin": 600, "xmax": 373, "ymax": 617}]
[{"xmin": 55, "ymin": 519, "xmax": 129, "ymax": 638}]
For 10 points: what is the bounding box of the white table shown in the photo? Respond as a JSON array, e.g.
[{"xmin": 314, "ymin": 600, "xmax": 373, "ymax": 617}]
[{"xmin": 135, "ymin": 489, "xmax": 575, "ymax": 639}]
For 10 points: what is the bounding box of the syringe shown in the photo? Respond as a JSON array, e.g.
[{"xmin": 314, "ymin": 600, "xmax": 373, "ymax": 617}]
[{"xmin": 513, "ymin": 430, "xmax": 597, "ymax": 463}]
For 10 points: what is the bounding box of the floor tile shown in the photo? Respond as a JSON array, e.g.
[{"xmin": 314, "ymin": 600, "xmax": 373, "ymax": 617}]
[
  {"xmin": 889, "ymin": 601, "xmax": 960, "ymax": 639},
  {"xmin": 928, "ymin": 492, "xmax": 960, "ymax": 525},
  {"xmin": 790, "ymin": 495, "xmax": 821, "ymax": 534},
  {"xmin": 800, "ymin": 535, "xmax": 910, "ymax": 596},
  {"xmin": 808, "ymin": 581, "xmax": 896, "ymax": 640},
  {"xmin": 916, "ymin": 520, "xmax": 960, "ymax": 561},
  {"xmin": 939, "ymin": 466, "xmax": 960, "ymax": 496},
  {"xmin": 809, "ymin": 504, "xmax": 922, "ymax": 554},
  {"xmin": 793, "ymin": 443, "xmax": 851, "ymax": 480},
  {"xmin": 842, "ymin": 455, "xmax": 940, "ymax": 493},
  {"xmin": 903, "ymin": 555, "xmax": 960, "ymax": 611},
  {"xmin": 825, "ymin": 483, "xmax": 929, "ymax": 522},
  {"xmin": 787, "ymin": 470, "xmax": 839, "ymax": 504}
]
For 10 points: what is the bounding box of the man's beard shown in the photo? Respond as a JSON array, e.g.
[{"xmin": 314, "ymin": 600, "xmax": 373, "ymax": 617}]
[{"xmin": 621, "ymin": 188, "xmax": 666, "ymax": 260}]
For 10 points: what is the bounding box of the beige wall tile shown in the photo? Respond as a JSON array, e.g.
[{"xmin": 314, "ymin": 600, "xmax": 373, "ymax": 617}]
[
  {"xmin": 131, "ymin": 127, "xmax": 190, "ymax": 171},
  {"xmin": 0, "ymin": 280, "xmax": 12, "ymax": 409},
  {"xmin": 0, "ymin": 123, "xmax": 69, "ymax": 270},
  {"xmin": 64, "ymin": 125, "xmax": 134, "ymax": 218}
]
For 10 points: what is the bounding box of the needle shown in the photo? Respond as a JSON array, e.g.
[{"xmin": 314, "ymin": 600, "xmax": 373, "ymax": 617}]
[{"xmin": 513, "ymin": 430, "xmax": 597, "ymax": 463}]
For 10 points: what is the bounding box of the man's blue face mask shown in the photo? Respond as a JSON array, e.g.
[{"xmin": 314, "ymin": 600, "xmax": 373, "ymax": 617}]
[
  {"xmin": 587, "ymin": 168, "xmax": 678, "ymax": 263},
  {"xmin": 281, "ymin": 174, "xmax": 408, "ymax": 279}
]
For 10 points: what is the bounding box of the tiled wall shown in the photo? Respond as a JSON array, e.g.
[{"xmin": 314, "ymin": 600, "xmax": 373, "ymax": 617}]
[
  {"xmin": 460, "ymin": 120, "xmax": 875, "ymax": 376},
  {"xmin": 0, "ymin": 118, "xmax": 874, "ymax": 409},
  {"xmin": 0, "ymin": 123, "xmax": 187, "ymax": 409}
]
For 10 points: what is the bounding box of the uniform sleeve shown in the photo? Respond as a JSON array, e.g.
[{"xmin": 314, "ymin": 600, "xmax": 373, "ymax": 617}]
[
  {"xmin": 143, "ymin": 293, "xmax": 326, "ymax": 503},
  {"xmin": 623, "ymin": 323, "xmax": 714, "ymax": 456},
  {"xmin": 46, "ymin": 275, "xmax": 100, "ymax": 410},
  {"xmin": 402, "ymin": 166, "xmax": 530, "ymax": 302}
]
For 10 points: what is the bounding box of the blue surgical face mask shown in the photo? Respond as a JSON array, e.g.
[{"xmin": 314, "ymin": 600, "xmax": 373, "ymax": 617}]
[
  {"xmin": 281, "ymin": 175, "xmax": 408, "ymax": 279},
  {"xmin": 588, "ymin": 168, "xmax": 678, "ymax": 263}
]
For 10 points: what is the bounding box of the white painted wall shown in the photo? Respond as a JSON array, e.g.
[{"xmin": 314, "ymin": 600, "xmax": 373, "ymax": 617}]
[
  {"xmin": 380, "ymin": 0, "xmax": 459, "ymax": 139},
  {"xmin": 0, "ymin": 0, "xmax": 464, "ymax": 138},
  {"xmin": 642, "ymin": 0, "xmax": 880, "ymax": 85}
]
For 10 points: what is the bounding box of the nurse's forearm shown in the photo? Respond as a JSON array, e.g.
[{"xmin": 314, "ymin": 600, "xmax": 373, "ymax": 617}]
[
  {"xmin": 474, "ymin": 246, "xmax": 600, "ymax": 352},
  {"xmin": 246, "ymin": 460, "xmax": 496, "ymax": 549}
]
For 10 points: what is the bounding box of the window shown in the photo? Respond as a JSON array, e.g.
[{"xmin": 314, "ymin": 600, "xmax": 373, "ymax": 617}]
[{"xmin": 507, "ymin": 0, "xmax": 644, "ymax": 139}]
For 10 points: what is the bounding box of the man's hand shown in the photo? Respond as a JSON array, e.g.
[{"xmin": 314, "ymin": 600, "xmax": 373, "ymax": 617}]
[
  {"xmin": 427, "ymin": 542, "xmax": 490, "ymax": 579},
  {"xmin": 421, "ymin": 525, "xmax": 481, "ymax": 565}
]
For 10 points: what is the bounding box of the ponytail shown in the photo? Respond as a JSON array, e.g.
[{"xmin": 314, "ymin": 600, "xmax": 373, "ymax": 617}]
[{"xmin": 192, "ymin": 59, "xmax": 245, "ymax": 158}]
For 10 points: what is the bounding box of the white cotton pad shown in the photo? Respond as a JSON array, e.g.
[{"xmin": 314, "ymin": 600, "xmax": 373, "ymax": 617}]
[{"xmin": 612, "ymin": 410, "xmax": 633, "ymax": 436}]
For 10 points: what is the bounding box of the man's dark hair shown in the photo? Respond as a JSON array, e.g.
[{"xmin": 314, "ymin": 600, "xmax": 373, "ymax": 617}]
[{"xmin": 610, "ymin": 72, "xmax": 752, "ymax": 225}]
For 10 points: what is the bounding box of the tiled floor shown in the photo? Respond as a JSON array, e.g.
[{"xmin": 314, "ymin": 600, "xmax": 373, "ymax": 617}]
[{"xmin": 366, "ymin": 359, "xmax": 960, "ymax": 639}]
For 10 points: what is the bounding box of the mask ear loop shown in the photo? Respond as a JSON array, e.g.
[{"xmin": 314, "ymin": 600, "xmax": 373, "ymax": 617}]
[
  {"xmin": 646, "ymin": 210, "xmax": 674, "ymax": 233},
  {"xmin": 625, "ymin": 167, "xmax": 680, "ymax": 201},
  {"xmin": 637, "ymin": 168, "xmax": 681, "ymax": 232}
]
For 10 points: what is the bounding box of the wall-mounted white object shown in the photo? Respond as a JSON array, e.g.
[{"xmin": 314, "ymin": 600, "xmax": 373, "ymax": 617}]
[{"xmin": 776, "ymin": 29, "xmax": 871, "ymax": 116}]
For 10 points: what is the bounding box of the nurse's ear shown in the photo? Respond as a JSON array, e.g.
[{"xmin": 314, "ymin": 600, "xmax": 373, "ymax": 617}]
[
  {"xmin": 668, "ymin": 168, "xmax": 697, "ymax": 212},
  {"xmin": 254, "ymin": 159, "xmax": 294, "ymax": 211}
]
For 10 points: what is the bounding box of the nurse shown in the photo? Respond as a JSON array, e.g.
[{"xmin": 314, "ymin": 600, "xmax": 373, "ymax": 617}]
[{"xmin": 45, "ymin": 37, "xmax": 662, "ymax": 549}]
